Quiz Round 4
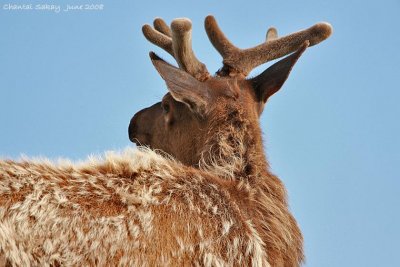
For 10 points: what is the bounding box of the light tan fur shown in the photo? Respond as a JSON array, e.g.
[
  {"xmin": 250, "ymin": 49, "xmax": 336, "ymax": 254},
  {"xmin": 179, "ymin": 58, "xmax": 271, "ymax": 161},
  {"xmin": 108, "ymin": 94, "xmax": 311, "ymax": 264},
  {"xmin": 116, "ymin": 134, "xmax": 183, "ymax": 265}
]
[{"xmin": 0, "ymin": 148, "xmax": 273, "ymax": 266}]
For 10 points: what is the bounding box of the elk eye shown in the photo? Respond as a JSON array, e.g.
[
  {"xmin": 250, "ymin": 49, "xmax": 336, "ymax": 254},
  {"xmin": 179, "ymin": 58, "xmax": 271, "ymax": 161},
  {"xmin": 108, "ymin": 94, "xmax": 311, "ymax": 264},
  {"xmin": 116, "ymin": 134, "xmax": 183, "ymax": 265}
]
[{"xmin": 162, "ymin": 103, "xmax": 170, "ymax": 113}]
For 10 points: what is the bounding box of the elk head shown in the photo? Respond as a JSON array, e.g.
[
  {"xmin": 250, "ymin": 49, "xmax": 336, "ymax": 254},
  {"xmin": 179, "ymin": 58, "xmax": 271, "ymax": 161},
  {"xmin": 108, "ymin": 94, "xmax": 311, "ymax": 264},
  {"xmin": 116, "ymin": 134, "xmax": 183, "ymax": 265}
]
[{"xmin": 129, "ymin": 16, "xmax": 332, "ymax": 167}]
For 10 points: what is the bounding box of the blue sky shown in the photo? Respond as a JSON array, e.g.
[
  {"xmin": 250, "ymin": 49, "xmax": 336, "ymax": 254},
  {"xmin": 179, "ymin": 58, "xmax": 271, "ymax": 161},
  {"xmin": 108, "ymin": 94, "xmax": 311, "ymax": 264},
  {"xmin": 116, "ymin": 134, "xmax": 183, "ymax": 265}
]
[{"xmin": 1, "ymin": 1, "xmax": 399, "ymax": 266}]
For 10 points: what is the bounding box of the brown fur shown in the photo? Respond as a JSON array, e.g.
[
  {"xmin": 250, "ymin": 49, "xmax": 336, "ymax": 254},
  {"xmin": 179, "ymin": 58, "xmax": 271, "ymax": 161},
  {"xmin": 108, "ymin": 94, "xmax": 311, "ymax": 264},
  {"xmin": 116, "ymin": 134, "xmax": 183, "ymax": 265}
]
[{"xmin": 201, "ymin": 97, "xmax": 303, "ymax": 266}]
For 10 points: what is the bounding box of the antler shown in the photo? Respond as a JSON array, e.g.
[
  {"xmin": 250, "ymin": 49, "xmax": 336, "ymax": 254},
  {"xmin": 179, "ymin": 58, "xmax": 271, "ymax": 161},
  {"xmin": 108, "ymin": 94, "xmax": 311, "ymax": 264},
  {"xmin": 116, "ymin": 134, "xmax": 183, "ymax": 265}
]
[
  {"xmin": 142, "ymin": 18, "xmax": 210, "ymax": 81},
  {"xmin": 205, "ymin": 15, "xmax": 332, "ymax": 77}
]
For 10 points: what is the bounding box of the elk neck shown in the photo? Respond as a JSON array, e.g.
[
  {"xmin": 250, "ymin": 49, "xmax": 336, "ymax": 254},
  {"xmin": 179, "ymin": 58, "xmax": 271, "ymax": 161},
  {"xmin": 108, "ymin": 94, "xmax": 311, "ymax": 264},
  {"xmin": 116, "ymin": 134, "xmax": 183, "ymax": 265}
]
[
  {"xmin": 199, "ymin": 100, "xmax": 270, "ymax": 183},
  {"xmin": 198, "ymin": 100, "xmax": 304, "ymax": 266}
]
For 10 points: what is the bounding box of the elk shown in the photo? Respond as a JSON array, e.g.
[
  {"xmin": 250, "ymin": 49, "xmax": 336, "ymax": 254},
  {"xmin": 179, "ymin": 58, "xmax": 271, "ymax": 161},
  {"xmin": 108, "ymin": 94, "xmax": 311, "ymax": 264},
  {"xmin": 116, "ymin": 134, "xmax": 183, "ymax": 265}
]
[
  {"xmin": 129, "ymin": 16, "xmax": 331, "ymax": 265},
  {"xmin": 0, "ymin": 16, "xmax": 331, "ymax": 266}
]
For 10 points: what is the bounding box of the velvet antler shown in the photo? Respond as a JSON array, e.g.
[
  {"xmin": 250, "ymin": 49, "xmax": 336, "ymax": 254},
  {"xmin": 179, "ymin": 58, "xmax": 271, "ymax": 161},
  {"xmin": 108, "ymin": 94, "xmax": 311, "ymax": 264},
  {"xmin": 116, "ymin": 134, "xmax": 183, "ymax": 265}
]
[
  {"xmin": 143, "ymin": 18, "xmax": 210, "ymax": 81},
  {"xmin": 205, "ymin": 15, "xmax": 332, "ymax": 77}
]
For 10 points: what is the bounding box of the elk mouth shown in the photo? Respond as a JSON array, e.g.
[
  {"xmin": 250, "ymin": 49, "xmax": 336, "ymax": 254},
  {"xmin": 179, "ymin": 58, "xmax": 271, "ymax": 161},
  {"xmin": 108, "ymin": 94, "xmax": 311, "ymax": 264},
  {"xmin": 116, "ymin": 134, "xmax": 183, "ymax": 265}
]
[
  {"xmin": 128, "ymin": 125, "xmax": 151, "ymax": 147},
  {"xmin": 130, "ymin": 137, "xmax": 141, "ymax": 146},
  {"xmin": 129, "ymin": 135, "xmax": 151, "ymax": 147}
]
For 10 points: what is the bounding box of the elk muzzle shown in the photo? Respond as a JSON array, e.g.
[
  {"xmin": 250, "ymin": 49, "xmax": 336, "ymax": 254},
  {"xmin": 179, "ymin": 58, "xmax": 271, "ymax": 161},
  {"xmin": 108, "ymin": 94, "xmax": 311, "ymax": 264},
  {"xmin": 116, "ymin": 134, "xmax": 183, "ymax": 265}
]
[{"xmin": 128, "ymin": 102, "xmax": 162, "ymax": 146}]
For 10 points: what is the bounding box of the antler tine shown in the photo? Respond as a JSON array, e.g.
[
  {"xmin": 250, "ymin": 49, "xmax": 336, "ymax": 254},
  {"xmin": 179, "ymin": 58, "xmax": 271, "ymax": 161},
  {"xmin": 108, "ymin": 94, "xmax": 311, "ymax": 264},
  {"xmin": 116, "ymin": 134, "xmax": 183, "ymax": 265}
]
[
  {"xmin": 205, "ymin": 15, "xmax": 332, "ymax": 76},
  {"xmin": 204, "ymin": 15, "xmax": 240, "ymax": 61},
  {"xmin": 153, "ymin": 18, "xmax": 172, "ymax": 37},
  {"xmin": 142, "ymin": 22, "xmax": 174, "ymax": 56},
  {"xmin": 266, "ymin": 27, "xmax": 278, "ymax": 42},
  {"xmin": 170, "ymin": 18, "xmax": 209, "ymax": 81}
]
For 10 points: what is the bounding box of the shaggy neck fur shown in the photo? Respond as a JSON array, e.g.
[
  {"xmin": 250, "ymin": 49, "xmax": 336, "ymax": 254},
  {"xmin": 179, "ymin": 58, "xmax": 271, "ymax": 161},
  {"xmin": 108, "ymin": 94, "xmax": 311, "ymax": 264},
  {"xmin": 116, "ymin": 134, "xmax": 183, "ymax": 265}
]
[{"xmin": 200, "ymin": 102, "xmax": 304, "ymax": 267}]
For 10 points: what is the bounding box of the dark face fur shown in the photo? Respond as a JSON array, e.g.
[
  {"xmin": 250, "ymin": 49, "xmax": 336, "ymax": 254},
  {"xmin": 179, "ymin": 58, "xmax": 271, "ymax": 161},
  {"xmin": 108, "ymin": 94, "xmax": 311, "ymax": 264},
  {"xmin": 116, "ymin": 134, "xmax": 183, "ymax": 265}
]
[{"xmin": 129, "ymin": 93, "xmax": 209, "ymax": 166}]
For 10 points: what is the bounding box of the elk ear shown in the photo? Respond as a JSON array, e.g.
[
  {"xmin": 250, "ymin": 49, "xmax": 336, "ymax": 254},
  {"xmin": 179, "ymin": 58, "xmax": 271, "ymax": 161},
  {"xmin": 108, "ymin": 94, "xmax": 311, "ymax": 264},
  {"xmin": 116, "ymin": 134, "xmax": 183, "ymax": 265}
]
[
  {"xmin": 150, "ymin": 52, "xmax": 210, "ymax": 114},
  {"xmin": 250, "ymin": 41, "xmax": 309, "ymax": 106}
]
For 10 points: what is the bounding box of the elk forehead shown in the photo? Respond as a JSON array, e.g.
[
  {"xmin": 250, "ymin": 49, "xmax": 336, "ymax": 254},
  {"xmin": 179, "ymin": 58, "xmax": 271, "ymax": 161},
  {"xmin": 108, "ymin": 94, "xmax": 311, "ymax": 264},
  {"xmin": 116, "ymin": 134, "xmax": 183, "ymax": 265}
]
[
  {"xmin": 205, "ymin": 77, "xmax": 241, "ymax": 100},
  {"xmin": 204, "ymin": 78, "xmax": 261, "ymax": 118}
]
